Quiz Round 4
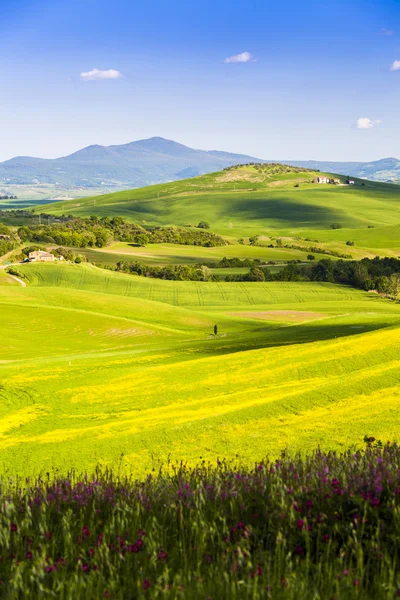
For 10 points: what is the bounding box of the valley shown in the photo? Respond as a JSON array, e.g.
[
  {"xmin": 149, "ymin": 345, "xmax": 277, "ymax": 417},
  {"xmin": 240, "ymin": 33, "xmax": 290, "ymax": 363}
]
[{"xmin": 2, "ymin": 163, "xmax": 400, "ymax": 477}]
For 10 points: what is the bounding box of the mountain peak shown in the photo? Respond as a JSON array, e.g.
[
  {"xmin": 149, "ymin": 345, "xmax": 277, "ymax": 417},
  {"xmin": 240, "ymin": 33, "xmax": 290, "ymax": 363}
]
[
  {"xmin": 118, "ymin": 137, "xmax": 196, "ymax": 156},
  {"xmin": 0, "ymin": 137, "xmax": 265, "ymax": 188}
]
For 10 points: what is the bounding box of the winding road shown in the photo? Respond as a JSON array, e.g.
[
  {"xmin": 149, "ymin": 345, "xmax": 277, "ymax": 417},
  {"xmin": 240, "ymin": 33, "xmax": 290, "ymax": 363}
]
[{"xmin": 0, "ymin": 264, "xmax": 27, "ymax": 287}]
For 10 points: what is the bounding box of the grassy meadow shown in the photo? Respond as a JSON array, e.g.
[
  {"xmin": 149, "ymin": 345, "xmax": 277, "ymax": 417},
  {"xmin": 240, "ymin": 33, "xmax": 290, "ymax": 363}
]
[
  {"xmin": 0, "ymin": 261, "xmax": 400, "ymax": 477},
  {"xmin": 80, "ymin": 241, "xmax": 330, "ymax": 266}
]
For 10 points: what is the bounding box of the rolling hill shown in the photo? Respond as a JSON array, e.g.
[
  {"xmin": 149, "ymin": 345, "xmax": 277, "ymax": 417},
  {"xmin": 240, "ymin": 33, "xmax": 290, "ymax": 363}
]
[
  {"xmin": 2, "ymin": 164, "xmax": 400, "ymax": 476},
  {"xmin": 35, "ymin": 163, "xmax": 400, "ymax": 258},
  {"xmin": 2, "ymin": 261, "xmax": 400, "ymax": 475}
]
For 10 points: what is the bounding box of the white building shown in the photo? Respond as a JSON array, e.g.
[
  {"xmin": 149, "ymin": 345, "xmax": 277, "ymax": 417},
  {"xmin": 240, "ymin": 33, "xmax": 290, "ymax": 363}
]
[{"xmin": 29, "ymin": 250, "xmax": 55, "ymax": 262}]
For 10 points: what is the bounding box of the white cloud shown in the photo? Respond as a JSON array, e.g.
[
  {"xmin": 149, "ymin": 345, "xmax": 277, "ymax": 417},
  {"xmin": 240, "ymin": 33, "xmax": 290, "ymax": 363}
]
[
  {"xmin": 380, "ymin": 28, "xmax": 394, "ymax": 36},
  {"xmin": 390, "ymin": 60, "xmax": 400, "ymax": 71},
  {"xmin": 224, "ymin": 51, "xmax": 254, "ymax": 64},
  {"xmin": 356, "ymin": 117, "xmax": 382, "ymax": 130},
  {"xmin": 80, "ymin": 68, "xmax": 123, "ymax": 81}
]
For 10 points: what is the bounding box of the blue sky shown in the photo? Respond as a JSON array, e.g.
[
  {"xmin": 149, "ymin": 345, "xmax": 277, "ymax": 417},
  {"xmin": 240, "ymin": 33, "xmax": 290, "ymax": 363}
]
[{"xmin": 0, "ymin": 0, "xmax": 399, "ymax": 162}]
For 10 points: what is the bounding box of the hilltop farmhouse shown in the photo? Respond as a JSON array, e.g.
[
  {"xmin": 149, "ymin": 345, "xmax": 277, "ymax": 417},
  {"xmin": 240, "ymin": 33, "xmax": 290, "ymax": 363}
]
[
  {"xmin": 28, "ymin": 250, "xmax": 55, "ymax": 262},
  {"xmin": 313, "ymin": 176, "xmax": 341, "ymax": 184}
]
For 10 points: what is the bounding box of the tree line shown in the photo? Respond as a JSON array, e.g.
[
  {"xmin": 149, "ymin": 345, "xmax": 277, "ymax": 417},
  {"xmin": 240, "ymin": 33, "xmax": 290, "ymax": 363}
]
[
  {"xmin": 97, "ymin": 256, "xmax": 400, "ymax": 291},
  {"xmin": 113, "ymin": 260, "xmax": 216, "ymax": 281},
  {"xmin": 16, "ymin": 216, "xmax": 226, "ymax": 248},
  {"xmin": 198, "ymin": 257, "xmax": 264, "ymax": 269},
  {"xmin": 225, "ymin": 257, "xmax": 400, "ymax": 295}
]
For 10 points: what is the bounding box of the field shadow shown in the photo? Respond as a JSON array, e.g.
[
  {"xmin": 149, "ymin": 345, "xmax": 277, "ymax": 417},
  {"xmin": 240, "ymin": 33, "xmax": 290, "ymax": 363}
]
[
  {"xmin": 116, "ymin": 192, "xmax": 348, "ymax": 228},
  {"xmin": 189, "ymin": 320, "xmax": 397, "ymax": 357},
  {"xmin": 224, "ymin": 196, "xmax": 347, "ymax": 227}
]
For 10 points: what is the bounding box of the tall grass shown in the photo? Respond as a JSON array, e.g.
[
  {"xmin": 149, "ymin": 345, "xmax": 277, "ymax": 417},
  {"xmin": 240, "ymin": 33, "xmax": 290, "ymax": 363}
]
[{"xmin": 1, "ymin": 442, "xmax": 400, "ymax": 598}]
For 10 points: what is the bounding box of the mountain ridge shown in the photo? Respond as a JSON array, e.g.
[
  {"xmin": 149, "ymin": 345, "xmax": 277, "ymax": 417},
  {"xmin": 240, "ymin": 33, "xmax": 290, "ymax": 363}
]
[
  {"xmin": 0, "ymin": 137, "xmax": 267, "ymax": 189},
  {"xmin": 1, "ymin": 138, "xmax": 399, "ymax": 195}
]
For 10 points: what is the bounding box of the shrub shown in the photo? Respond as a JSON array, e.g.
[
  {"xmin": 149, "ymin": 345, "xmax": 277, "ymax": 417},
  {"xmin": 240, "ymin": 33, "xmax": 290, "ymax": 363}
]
[
  {"xmin": 6, "ymin": 267, "xmax": 24, "ymax": 278},
  {"xmin": 249, "ymin": 235, "xmax": 260, "ymax": 246},
  {"xmin": 135, "ymin": 234, "xmax": 150, "ymax": 247}
]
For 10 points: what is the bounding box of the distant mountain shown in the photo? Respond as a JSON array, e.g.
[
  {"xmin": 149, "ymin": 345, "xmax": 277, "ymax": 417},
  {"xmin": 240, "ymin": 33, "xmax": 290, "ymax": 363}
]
[
  {"xmin": 1, "ymin": 138, "xmax": 399, "ymax": 196},
  {"xmin": 278, "ymin": 157, "xmax": 400, "ymax": 183},
  {"xmin": 0, "ymin": 137, "xmax": 267, "ymax": 190}
]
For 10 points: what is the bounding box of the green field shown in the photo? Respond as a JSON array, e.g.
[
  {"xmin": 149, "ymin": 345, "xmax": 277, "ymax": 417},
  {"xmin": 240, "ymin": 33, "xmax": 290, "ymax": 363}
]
[
  {"xmin": 1, "ymin": 261, "xmax": 400, "ymax": 476},
  {"xmin": 34, "ymin": 165, "xmax": 400, "ymax": 261},
  {"xmin": 80, "ymin": 241, "xmax": 330, "ymax": 266},
  {"xmin": 1, "ymin": 165, "xmax": 400, "ymax": 478}
]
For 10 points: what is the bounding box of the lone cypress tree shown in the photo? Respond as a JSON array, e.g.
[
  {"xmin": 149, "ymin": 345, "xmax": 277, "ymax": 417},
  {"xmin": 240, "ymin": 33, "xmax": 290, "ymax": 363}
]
[{"xmin": 214, "ymin": 324, "xmax": 218, "ymax": 336}]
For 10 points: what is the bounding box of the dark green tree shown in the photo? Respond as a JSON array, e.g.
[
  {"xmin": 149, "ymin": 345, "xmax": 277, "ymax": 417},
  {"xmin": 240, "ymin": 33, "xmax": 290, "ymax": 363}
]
[
  {"xmin": 311, "ymin": 259, "xmax": 335, "ymax": 282},
  {"xmin": 249, "ymin": 235, "xmax": 260, "ymax": 246},
  {"xmin": 135, "ymin": 234, "xmax": 150, "ymax": 247},
  {"xmin": 246, "ymin": 267, "xmax": 265, "ymax": 281},
  {"xmin": 376, "ymin": 276, "xmax": 390, "ymax": 294}
]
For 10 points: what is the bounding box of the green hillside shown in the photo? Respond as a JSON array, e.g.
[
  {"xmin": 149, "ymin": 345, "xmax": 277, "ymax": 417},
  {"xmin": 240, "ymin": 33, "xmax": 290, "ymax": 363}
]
[
  {"xmin": 79, "ymin": 241, "xmax": 331, "ymax": 267},
  {"xmin": 2, "ymin": 165, "xmax": 400, "ymax": 477},
  {"xmin": 35, "ymin": 164, "xmax": 400, "ymax": 258},
  {"xmin": 1, "ymin": 261, "xmax": 400, "ymax": 475}
]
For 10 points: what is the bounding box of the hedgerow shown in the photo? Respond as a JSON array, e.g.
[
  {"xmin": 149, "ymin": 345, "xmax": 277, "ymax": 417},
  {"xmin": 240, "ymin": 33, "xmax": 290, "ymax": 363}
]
[{"xmin": 16, "ymin": 217, "xmax": 226, "ymax": 249}]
